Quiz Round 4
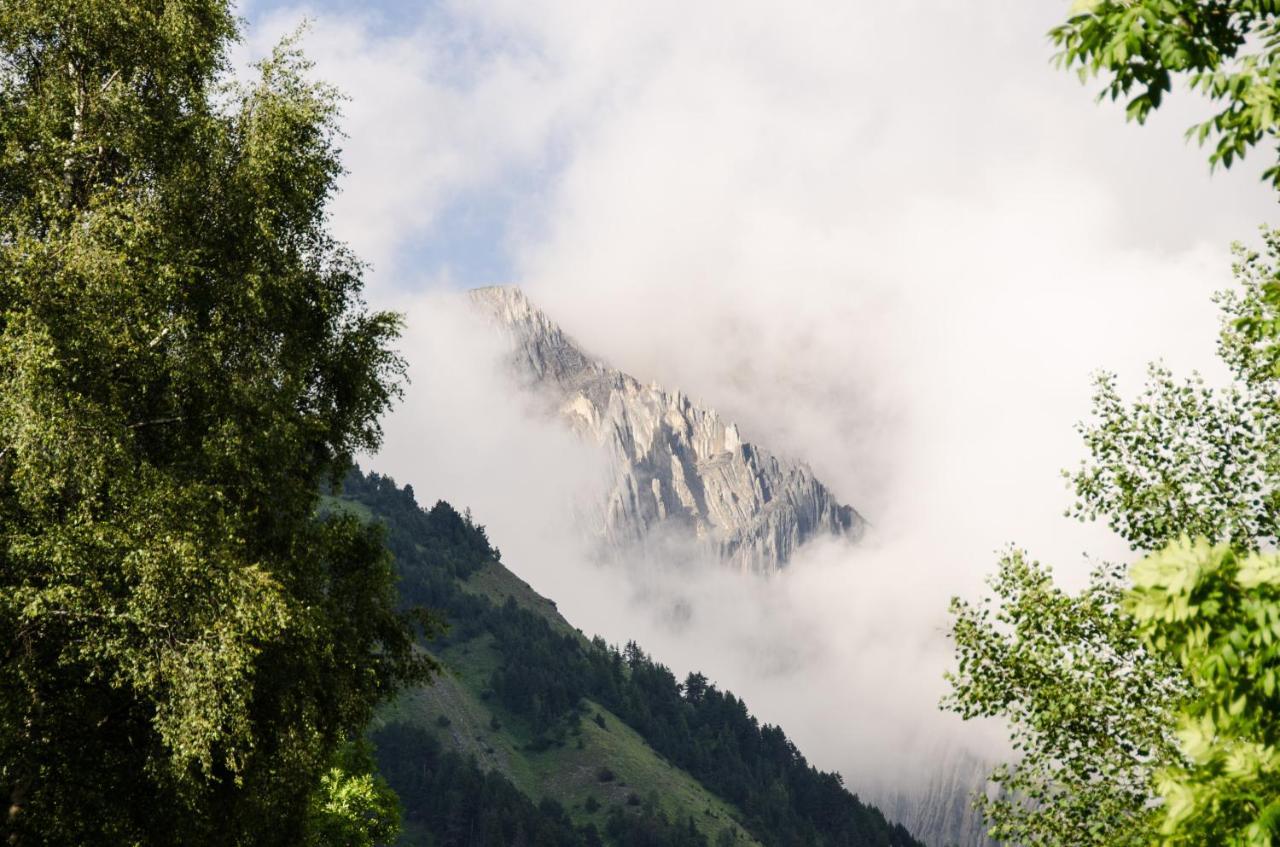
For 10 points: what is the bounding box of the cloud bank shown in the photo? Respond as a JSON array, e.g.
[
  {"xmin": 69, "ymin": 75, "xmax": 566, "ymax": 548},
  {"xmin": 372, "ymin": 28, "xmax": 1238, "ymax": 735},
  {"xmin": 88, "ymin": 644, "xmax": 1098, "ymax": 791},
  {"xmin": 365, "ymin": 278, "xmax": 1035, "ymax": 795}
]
[{"xmin": 242, "ymin": 0, "xmax": 1277, "ymax": 803}]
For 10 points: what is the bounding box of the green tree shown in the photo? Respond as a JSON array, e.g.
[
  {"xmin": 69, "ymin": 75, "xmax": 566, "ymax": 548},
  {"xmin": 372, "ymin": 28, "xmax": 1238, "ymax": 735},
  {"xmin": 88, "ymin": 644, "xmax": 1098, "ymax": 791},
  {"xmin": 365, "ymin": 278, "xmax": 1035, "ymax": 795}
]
[
  {"xmin": 953, "ymin": 7, "xmax": 1280, "ymax": 846},
  {"xmin": 0, "ymin": 3, "xmax": 430, "ymax": 844},
  {"xmin": 1127, "ymin": 538, "xmax": 1280, "ymax": 846},
  {"xmin": 1052, "ymin": 0, "xmax": 1280, "ymax": 186},
  {"xmin": 306, "ymin": 741, "xmax": 402, "ymax": 847},
  {"xmin": 1069, "ymin": 232, "xmax": 1280, "ymax": 554},
  {"xmin": 946, "ymin": 235, "xmax": 1280, "ymax": 846},
  {"xmin": 944, "ymin": 553, "xmax": 1185, "ymax": 847}
]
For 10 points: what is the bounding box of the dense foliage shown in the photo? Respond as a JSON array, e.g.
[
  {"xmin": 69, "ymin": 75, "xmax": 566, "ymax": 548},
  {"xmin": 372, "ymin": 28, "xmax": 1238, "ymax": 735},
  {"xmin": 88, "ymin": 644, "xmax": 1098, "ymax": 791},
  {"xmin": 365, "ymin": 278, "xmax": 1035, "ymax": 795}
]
[
  {"xmin": 1069, "ymin": 234, "xmax": 1280, "ymax": 553},
  {"xmin": 0, "ymin": 3, "xmax": 429, "ymax": 844},
  {"xmin": 947, "ymin": 230, "xmax": 1280, "ymax": 845},
  {"xmin": 953, "ymin": 530, "xmax": 1280, "ymax": 847},
  {"xmin": 1046, "ymin": 5, "xmax": 1280, "ymax": 839},
  {"xmin": 342, "ymin": 470, "xmax": 920, "ymax": 847},
  {"xmin": 1052, "ymin": 0, "xmax": 1280, "ymax": 185},
  {"xmin": 944, "ymin": 553, "xmax": 1185, "ymax": 847},
  {"xmin": 306, "ymin": 741, "xmax": 403, "ymax": 847},
  {"xmin": 373, "ymin": 721, "xmax": 713, "ymax": 847},
  {"xmin": 1128, "ymin": 539, "xmax": 1280, "ymax": 845}
]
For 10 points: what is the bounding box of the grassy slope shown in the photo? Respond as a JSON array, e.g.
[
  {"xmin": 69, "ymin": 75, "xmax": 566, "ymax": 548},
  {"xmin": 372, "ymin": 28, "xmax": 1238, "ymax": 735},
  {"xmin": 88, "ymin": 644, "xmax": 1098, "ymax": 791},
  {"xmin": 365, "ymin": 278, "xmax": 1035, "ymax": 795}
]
[
  {"xmin": 375, "ymin": 558, "xmax": 762, "ymax": 847},
  {"xmin": 458, "ymin": 560, "xmax": 580, "ymax": 640}
]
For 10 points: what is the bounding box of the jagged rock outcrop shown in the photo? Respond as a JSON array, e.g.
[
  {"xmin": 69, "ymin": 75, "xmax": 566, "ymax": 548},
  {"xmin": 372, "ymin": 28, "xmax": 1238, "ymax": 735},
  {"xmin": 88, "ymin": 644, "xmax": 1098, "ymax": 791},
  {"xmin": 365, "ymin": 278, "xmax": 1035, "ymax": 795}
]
[
  {"xmin": 469, "ymin": 285, "xmax": 864, "ymax": 572},
  {"xmin": 468, "ymin": 286, "xmax": 996, "ymax": 846}
]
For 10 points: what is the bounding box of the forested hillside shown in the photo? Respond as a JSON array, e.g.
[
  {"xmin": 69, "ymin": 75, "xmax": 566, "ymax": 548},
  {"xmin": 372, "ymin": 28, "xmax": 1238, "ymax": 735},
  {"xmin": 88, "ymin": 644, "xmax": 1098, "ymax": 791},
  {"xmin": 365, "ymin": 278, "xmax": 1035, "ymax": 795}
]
[{"xmin": 334, "ymin": 470, "xmax": 920, "ymax": 847}]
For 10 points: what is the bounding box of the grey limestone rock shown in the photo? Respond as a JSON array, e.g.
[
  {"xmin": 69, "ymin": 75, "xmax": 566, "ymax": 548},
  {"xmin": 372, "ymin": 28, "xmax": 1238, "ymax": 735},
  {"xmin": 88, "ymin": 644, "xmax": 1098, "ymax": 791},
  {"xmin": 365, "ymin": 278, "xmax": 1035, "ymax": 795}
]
[
  {"xmin": 872, "ymin": 745, "xmax": 999, "ymax": 847},
  {"xmin": 469, "ymin": 285, "xmax": 996, "ymax": 847},
  {"xmin": 468, "ymin": 284, "xmax": 865, "ymax": 573}
]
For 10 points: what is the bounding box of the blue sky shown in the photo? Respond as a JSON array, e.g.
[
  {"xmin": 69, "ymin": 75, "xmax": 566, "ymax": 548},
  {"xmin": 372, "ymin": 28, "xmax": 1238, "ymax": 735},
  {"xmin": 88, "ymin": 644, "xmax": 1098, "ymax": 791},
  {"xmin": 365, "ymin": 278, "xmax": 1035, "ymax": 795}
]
[
  {"xmin": 240, "ymin": 0, "xmax": 544, "ymax": 292},
  {"xmin": 250, "ymin": 0, "xmax": 423, "ymax": 37}
]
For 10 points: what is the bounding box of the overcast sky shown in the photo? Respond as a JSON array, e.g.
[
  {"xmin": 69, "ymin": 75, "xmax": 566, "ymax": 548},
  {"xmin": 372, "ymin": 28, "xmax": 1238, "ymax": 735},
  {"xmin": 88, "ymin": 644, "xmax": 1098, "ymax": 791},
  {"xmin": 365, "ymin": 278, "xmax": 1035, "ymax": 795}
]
[
  {"xmin": 235, "ymin": 0, "xmax": 1278, "ymax": 800},
  {"xmin": 237, "ymin": 1, "xmax": 1275, "ymax": 289}
]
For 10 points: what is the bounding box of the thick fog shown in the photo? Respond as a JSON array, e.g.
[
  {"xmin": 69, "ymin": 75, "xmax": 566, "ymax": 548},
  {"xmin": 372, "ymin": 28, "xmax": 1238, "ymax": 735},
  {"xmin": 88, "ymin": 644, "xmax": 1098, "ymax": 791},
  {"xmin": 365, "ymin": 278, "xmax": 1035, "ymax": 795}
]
[{"xmin": 243, "ymin": 0, "xmax": 1275, "ymax": 800}]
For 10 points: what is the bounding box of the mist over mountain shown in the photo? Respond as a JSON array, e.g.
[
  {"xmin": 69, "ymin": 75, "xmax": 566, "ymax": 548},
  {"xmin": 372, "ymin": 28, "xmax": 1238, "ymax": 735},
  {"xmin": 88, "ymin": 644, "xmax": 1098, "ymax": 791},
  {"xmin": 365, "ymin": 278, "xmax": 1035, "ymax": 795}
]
[
  {"xmin": 267, "ymin": 7, "xmax": 1268, "ymax": 846},
  {"xmin": 339, "ymin": 469, "xmax": 923, "ymax": 847},
  {"xmin": 469, "ymin": 285, "xmax": 864, "ymax": 573},
  {"xmin": 14, "ymin": 0, "xmax": 1280, "ymax": 843},
  {"xmin": 438, "ymin": 287, "xmax": 991, "ymax": 847}
]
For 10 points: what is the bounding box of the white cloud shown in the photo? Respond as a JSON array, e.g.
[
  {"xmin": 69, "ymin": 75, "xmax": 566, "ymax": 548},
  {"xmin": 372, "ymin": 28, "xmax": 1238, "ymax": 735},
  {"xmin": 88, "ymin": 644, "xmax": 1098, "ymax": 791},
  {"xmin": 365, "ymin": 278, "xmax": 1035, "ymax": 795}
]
[
  {"xmin": 244, "ymin": 0, "xmax": 1278, "ymax": 812},
  {"xmin": 234, "ymin": 2, "xmax": 588, "ymax": 278}
]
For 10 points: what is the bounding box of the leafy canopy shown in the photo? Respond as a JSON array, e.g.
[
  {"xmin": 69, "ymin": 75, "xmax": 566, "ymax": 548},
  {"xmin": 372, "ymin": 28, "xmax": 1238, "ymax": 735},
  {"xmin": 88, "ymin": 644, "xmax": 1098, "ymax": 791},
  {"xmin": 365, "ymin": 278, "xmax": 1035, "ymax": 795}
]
[
  {"xmin": 947, "ymin": 232, "xmax": 1280, "ymax": 846},
  {"xmin": 950, "ymin": 7, "xmax": 1280, "ymax": 846},
  {"xmin": 1068, "ymin": 233, "xmax": 1280, "ymax": 553},
  {"xmin": 944, "ymin": 553, "xmax": 1185, "ymax": 847},
  {"xmin": 0, "ymin": 2, "xmax": 429, "ymax": 844},
  {"xmin": 306, "ymin": 741, "xmax": 402, "ymax": 847},
  {"xmin": 1053, "ymin": 0, "xmax": 1280, "ymax": 185},
  {"xmin": 1128, "ymin": 539, "xmax": 1280, "ymax": 846}
]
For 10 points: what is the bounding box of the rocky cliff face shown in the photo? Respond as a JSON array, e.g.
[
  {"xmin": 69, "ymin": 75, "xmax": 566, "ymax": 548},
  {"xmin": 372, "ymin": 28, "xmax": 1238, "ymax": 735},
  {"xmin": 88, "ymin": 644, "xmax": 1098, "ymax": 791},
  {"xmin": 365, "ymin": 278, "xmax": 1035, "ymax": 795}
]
[
  {"xmin": 468, "ymin": 285, "xmax": 996, "ymax": 847},
  {"xmin": 468, "ymin": 285, "xmax": 865, "ymax": 573},
  {"xmin": 872, "ymin": 746, "xmax": 998, "ymax": 847}
]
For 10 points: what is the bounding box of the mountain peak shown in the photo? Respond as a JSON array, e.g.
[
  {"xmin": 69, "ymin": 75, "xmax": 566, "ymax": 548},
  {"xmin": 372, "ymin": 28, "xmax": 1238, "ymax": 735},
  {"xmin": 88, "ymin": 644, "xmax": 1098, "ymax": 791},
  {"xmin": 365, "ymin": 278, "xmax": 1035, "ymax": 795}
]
[{"xmin": 469, "ymin": 285, "xmax": 864, "ymax": 573}]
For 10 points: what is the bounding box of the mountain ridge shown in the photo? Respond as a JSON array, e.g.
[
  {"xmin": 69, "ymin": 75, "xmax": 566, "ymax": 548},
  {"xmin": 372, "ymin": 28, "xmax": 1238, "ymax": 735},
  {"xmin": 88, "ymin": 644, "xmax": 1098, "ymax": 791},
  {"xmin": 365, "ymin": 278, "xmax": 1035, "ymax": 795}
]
[
  {"xmin": 338, "ymin": 469, "xmax": 922, "ymax": 847},
  {"xmin": 468, "ymin": 285, "xmax": 865, "ymax": 573}
]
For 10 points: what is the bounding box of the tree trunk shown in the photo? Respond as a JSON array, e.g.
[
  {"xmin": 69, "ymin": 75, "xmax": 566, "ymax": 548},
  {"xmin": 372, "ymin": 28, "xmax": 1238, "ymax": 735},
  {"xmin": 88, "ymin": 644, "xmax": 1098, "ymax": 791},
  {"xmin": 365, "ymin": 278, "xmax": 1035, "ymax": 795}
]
[{"xmin": 5, "ymin": 776, "xmax": 29, "ymax": 846}]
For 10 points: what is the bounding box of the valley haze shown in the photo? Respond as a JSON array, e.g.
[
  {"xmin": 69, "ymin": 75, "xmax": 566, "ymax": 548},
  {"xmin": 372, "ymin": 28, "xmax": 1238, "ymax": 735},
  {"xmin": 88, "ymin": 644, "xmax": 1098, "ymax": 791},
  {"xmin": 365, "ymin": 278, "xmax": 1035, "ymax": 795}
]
[{"xmin": 234, "ymin": 0, "xmax": 1279, "ymax": 841}]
